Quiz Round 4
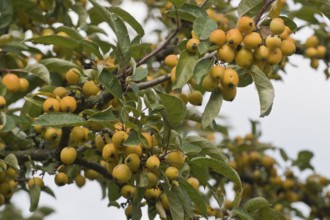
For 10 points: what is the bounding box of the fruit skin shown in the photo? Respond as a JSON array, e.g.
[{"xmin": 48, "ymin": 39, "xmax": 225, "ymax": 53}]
[
  {"xmin": 1, "ymin": 73, "xmax": 20, "ymax": 92},
  {"xmin": 254, "ymin": 45, "xmax": 269, "ymax": 61},
  {"xmin": 237, "ymin": 16, "xmax": 255, "ymax": 34},
  {"xmin": 120, "ymin": 184, "xmax": 136, "ymax": 199},
  {"xmin": 305, "ymin": 47, "xmax": 318, "ymax": 58},
  {"xmin": 280, "ymin": 26, "xmax": 292, "ymax": 39},
  {"xmin": 235, "ymin": 47, "xmax": 254, "ymax": 68},
  {"xmin": 147, "ymin": 171, "xmax": 159, "ymax": 188},
  {"xmin": 225, "ymin": 29, "xmax": 243, "ymax": 47},
  {"xmin": 74, "ymin": 174, "xmax": 86, "ymax": 188},
  {"xmin": 145, "ymin": 188, "xmax": 161, "ymax": 202},
  {"xmin": 218, "ymin": 44, "xmax": 235, "ymax": 63},
  {"xmin": 310, "ymin": 58, "xmax": 319, "ymax": 69},
  {"xmin": 170, "ymin": 66, "xmax": 176, "ymax": 83},
  {"xmin": 267, "ymin": 48, "xmax": 283, "ymax": 65},
  {"xmin": 53, "ymin": 87, "xmax": 68, "ymax": 98},
  {"xmin": 123, "ymin": 145, "xmax": 143, "ymax": 157},
  {"xmin": 18, "ymin": 78, "xmax": 29, "ymax": 92},
  {"xmin": 316, "ymin": 45, "xmax": 327, "ymax": 58},
  {"xmin": 187, "ymin": 177, "xmax": 199, "ymax": 190},
  {"xmin": 65, "ymin": 68, "xmax": 80, "ymax": 85},
  {"xmin": 82, "ymin": 80, "xmax": 100, "ymax": 97},
  {"xmin": 280, "ymin": 39, "xmax": 296, "ymax": 56},
  {"xmin": 265, "ymin": 35, "xmax": 282, "ymax": 50},
  {"xmin": 220, "ymin": 68, "xmax": 239, "ymax": 88},
  {"xmin": 124, "ymin": 153, "xmax": 141, "ymax": 172},
  {"xmin": 161, "ymin": 194, "xmax": 170, "ymax": 210},
  {"xmin": 202, "ymin": 74, "xmax": 219, "ymax": 91},
  {"xmin": 305, "ymin": 35, "xmax": 319, "ymax": 48},
  {"xmin": 112, "ymin": 164, "xmax": 132, "ymax": 184},
  {"xmin": 188, "ymin": 91, "xmax": 203, "ymax": 106},
  {"xmin": 70, "ymin": 126, "xmax": 86, "ymax": 144},
  {"xmin": 112, "ymin": 130, "xmax": 128, "ymax": 149},
  {"xmin": 221, "ymin": 86, "xmax": 237, "ymax": 102},
  {"xmin": 165, "ymin": 151, "xmax": 185, "ymax": 169},
  {"xmin": 164, "ymin": 54, "xmax": 178, "ymax": 67},
  {"xmin": 55, "ymin": 172, "xmax": 69, "ymax": 186},
  {"xmin": 102, "ymin": 143, "xmax": 119, "ymax": 162},
  {"xmin": 43, "ymin": 97, "xmax": 60, "ymax": 113},
  {"xmin": 244, "ymin": 32, "xmax": 262, "ymax": 49},
  {"xmin": 60, "ymin": 96, "xmax": 77, "ymax": 112},
  {"xmin": 146, "ymin": 155, "xmax": 160, "ymax": 171},
  {"xmin": 0, "ymin": 96, "xmax": 6, "ymax": 109},
  {"xmin": 125, "ymin": 205, "xmax": 132, "ymax": 218},
  {"xmin": 165, "ymin": 166, "xmax": 179, "ymax": 181},
  {"xmin": 60, "ymin": 147, "xmax": 77, "ymax": 165},
  {"xmin": 44, "ymin": 127, "xmax": 62, "ymax": 141},
  {"xmin": 28, "ymin": 177, "xmax": 44, "ymax": 189},
  {"xmin": 270, "ymin": 18, "xmax": 285, "ymax": 35},
  {"xmin": 186, "ymin": 38, "xmax": 200, "ymax": 53},
  {"xmin": 209, "ymin": 29, "xmax": 226, "ymax": 46},
  {"xmin": 84, "ymin": 169, "xmax": 99, "ymax": 180},
  {"xmin": 210, "ymin": 65, "xmax": 225, "ymax": 80}
]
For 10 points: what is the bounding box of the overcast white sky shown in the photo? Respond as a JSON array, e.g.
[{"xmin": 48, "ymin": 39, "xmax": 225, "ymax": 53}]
[{"xmin": 9, "ymin": 0, "xmax": 330, "ymax": 219}]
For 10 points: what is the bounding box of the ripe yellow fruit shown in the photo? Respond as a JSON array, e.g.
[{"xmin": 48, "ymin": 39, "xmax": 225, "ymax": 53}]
[
  {"xmin": 146, "ymin": 155, "xmax": 160, "ymax": 171},
  {"xmin": 0, "ymin": 182, "xmax": 12, "ymax": 197},
  {"xmin": 65, "ymin": 68, "xmax": 80, "ymax": 85},
  {"xmin": 170, "ymin": 66, "xmax": 176, "ymax": 83},
  {"xmin": 235, "ymin": 47, "xmax": 254, "ymax": 68},
  {"xmin": 120, "ymin": 184, "xmax": 136, "ymax": 199},
  {"xmin": 267, "ymin": 48, "xmax": 283, "ymax": 65},
  {"xmin": 112, "ymin": 130, "xmax": 128, "ymax": 149},
  {"xmin": 161, "ymin": 194, "xmax": 170, "ymax": 210},
  {"xmin": 305, "ymin": 35, "xmax": 319, "ymax": 48},
  {"xmin": 165, "ymin": 166, "xmax": 179, "ymax": 181},
  {"xmin": 249, "ymin": 151, "xmax": 261, "ymax": 162},
  {"xmin": 165, "ymin": 151, "xmax": 185, "ymax": 169},
  {"xmin": 226, "ymin": 29, "xmax": 243, "ymax": 47},
  {"xmin": 84, "ymin": 169, "xmax": 99, "ymax": 180},
  {"xmin": 145, "ymin": 188, "xmax": 161, "ymax": 202},
  {"xmin": 147, "ymin": 171, "xmax": 159, "ymax": 188},
  {"xmin": 142, "ymin": 132, "xmax": 153, "ymax": 150},
  {"xmin": 254, "ymin": 45, "xmax": 269, "ymax": 61},
  {"xmin": 28, "ymin": 177, "xmax": 44, "ymax": 189},
  {"xmin": 125, "ymin": 153, "xmax": 140, "ymax": 172},
  {"xmin": 188, "ymin": 91, "xmax": 203, "ymax": 106},
  {"xmin": 265, "ymin": 35, "xmax": 281, "ymax": 50},
  {"xmin": 261, "ymin": 155, "xmax": 275, "ymax": 168},
  {"xmin": 209, "ymin": 29, "xmax": 226, "ymax": 46},
  {"xmin": 82, "ymin": 80, "xmax": 100, "ymax": 97},
  {"xmin": 210, "ymin": 65, "xmax": 225, "ymax": 80},
  {"xmin": 310, "ymin": 58, "xmax": 319, "ymax": 69},
  {"xmin": 102, "ymin": 143, "xmax": 119, "ymax": 162},
  {"xmin": 55, "ymin": 172, "xmax": 69, "ymax": 186},
  {"xmin": 123, "ymin": 145, "xmax": 143, "ymax": 157},
  {"xmin": 305, "ymin": 47, "xmax": 318, "ymax": 58},
  {"xmin": 280, "ymin": 26, "xmax": 292, "ymax": 39},
  {"xmin": 74, "ymin": 174, "xmax": 86, "ymax": 188},
  {"xmin": 186, "ymin": 38, "xmax": 200, "ymax": 53},
  {"xmin": 44, "ymin": 127, "xmax": 62, "ymax": 141},
  {"xmin": 0, "ymin": 96, "xmax": 6, "ymax": 109},
  {"xmin": 220, "ymin": 68, "xmax": 239, "ymax": 88},
  {"xmin": 70, "ymin": 126, "xmax": 86, "ymax": 144},
  {"xmin": 237, "ymin": 16, "xmax": 255, "ymax": 34},
  {"xmin": 221, "ymin": 86, "xmax": 237, "ymax": 102},
  {"xmin": 43, "ymin": 97, "xmax": 60, "ymax": 113},
  {"xmin": 60, "ymin": 147, "xmax": 77, "ymax": 165},
  {"xmin": 187, "ymin": 177, "xmax": 199, "ymax": 190},
  {"xmin": 1, "ymin": 73, "xmax": 20, "ymax": 92},
  {"xmin": 53, "ymin": 87, "xmax": 68, "ymax": 98},
  {"xmin": 6, "ymin": 167, "xmax": 17, "ymax": 179},
  {"xmin": 60, "ymin": 96, "xmax": 77, "ymax": 112},
  {"xmin": 202, "ymin": 74, "xmax": 219, "ymax": 91},
  {"xmin": 0, "ymin": 194, "xmax": 5, "ymax": 206},
  {"xmin": 164, "ymin": 54, "xmax": 178, "ymax": 67},
  {"xmin": 217, "ymin": 44, "xmax": 235, "ymax": 63},
  {"xmin": 125, "ymin": 205, "xmax": 132, "ymax": 219},
  {"xmin": 280, "ymin": 39, "xmax": 296, "ymax": 56},
  {"xmin": 243, "ymin": 32, "xmax": 262, "ymax": 49},
  {"xmin": 18, "ymin": 78, "xmax": 29, "ymax": 92},
  {"xmin": 112, "ymin": 164, "xmax": 132, "ymax": 184},
  {"xmin": 270, "ymin": 18, "xmax": 285, "ymax": 35},
  {"xmin": 316, "ymin": 45, "xmax": 327, "ymax": 58}
]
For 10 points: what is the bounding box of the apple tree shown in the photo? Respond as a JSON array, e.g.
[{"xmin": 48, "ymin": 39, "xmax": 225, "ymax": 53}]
[{"xmin": 0, "ymin": 0, "xmax": 329, "ymax": 219}]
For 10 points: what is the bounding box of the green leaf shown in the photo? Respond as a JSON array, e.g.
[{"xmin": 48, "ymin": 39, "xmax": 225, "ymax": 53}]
[
  {"xmin": 88, "ymin": 108, "xmax": 117, "ymax": 123},
  {"xmin": 279, "ymin": 148, "xmax": 289, "ymax": 161},
  {"xmin": 193, "ymin": 16, "xmax": 218, "ymax": 40},
  {"xmin": 98, "ymin": 69, "xmax": 123, "ymax": 99},
  {"xmin": 254, "ymin": 207, "xmax": 286, "ymax": 220},
  {"xmin": 28, "ymin": 35, "xmax": 81, "ymax": 49},
  {"xmin": 292, "ymin": 150, "xmax": 314, "ymax": 171},
  {"xmin": 132, "ymin": 187, "xmax": 146, "ymax": 220},
  {"xmin": 173, "ymin": 50, "xmax": 199, "ymax": 89},
  {"xmin": 90, "ymin": 0, "xmax": 131, "ymax": 66},
  {"xmin": 4, "ymin": 153, "xmax": 20, "ymax": 170},
  {"xmin": 159, "ymin": 93, "xmax": 186, "ymax": 127},
  {"xmin": 108, "ymin": 181, "xmax": 120, "ymax": 205},
  {"xmin": 123, "ymin": 130, "xmax": 141, "ymax": 146},
  {"xmin": 201, "ymin": 88, "xmax": 223, "ymax": 129},
  {"xmin": 178, "ymin": 177, "xmax": 207, "ymax": 217},
  {"xmin": 190, "ymin": 163, "xmax": 209, "ymax": 187},
  {"xmin": 40, "ymin": 58, "xmax": 80, "ymax": 74},
  {"xmin": 25, "ymin": 63, "xmax": 50, "ymax": 84},
  {"xmin": 238, "ymin": 0, "xmax": 263, "ymax": 17},
  {"xmin": 243, "ymin": 197, "xmax": 269, "ymax": 214},
  {"xmin": 131, "ymin": 68, "xmax": 148, "ymax": 81},
  {"xmin": 194, "ymin": 57, "xmax": 214, "ymax": 84},
  {"xmin": 190, "ymin": 157, "xmax": 242, "ymax": 207},
  {"xmin": 249, "ymin": 65, "xmax": 275, "ymax": 117},
  {"xmin": 232, "ymin": 208, "xmax": 254, "ymax": 220},
  {"xmin": 29, "ymin": 185, "xmax": 41, "ymax": 212},
  {"xmin": 162, "ymin": 183, "xmax": 185, "ymax": 220},
  {"xmin": 167, "ymin": 3, "xmax": 206, "ymax": 22},
  {"xmin": 42, "ymin": 186, "xmax": 56, "ymax": 199},
  {"xmin": 79, "ymin": 39, "xmax": 103, "ymax": 59},
  {"xmin": 0, "ymin": 0, "xmax": 13, "ymax": 29},
  {"xmin": 72, "ymin": 4, "xmax": 88, "ymax": 28},
  {"xmin": 0, "ymin": 113, "xmax": 16, "ymax": 133},
  {"xmin": 56, "ymin": 26, "xmax": 84, "ymax": 41},
  {"xmin": 32, "ymin": 112, "xmax": 87, "ymax": 127},
  {"xmin": 108, "ymin": 7, "xmax": 144, "ymax": 36}
]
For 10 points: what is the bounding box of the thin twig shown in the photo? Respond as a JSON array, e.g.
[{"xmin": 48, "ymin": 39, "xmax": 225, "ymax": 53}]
[{"xmin": 254, "ymin": 0, "xmax": 276, "ymax": 26}]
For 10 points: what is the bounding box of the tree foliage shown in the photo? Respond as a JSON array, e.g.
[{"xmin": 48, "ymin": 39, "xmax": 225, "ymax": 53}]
[{"xmin": 0, "ymin": 0, "xmax": 329, "ymax": 219}]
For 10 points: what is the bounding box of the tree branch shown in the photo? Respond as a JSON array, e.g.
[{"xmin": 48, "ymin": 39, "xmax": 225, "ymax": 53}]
[{"xmin": 254, "ymin": 0, "xmax": 276, "ymax": 26}]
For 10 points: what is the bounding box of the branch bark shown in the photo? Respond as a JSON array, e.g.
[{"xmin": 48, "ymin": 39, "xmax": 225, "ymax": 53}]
[{"xmin": 254, "ymin": 0, "xmax": 276, "ymax": 26}]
